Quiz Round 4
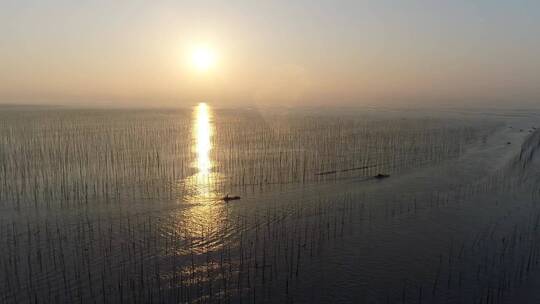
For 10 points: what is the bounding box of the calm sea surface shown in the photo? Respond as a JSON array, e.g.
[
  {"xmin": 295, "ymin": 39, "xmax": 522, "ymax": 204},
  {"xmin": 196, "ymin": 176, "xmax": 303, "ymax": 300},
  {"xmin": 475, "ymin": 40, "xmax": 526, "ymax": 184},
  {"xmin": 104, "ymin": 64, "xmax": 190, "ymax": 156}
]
[{"xmin": 1, "ymin": 105, "xmax": 539, "ymax": 303}]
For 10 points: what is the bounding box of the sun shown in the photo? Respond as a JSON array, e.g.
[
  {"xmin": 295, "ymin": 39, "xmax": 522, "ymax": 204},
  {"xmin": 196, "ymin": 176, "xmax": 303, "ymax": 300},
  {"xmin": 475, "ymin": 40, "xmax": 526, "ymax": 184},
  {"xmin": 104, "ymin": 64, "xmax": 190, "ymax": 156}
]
[{"xmin": 191, "ymin": 46, "xmax": 217, "ymax": 72}]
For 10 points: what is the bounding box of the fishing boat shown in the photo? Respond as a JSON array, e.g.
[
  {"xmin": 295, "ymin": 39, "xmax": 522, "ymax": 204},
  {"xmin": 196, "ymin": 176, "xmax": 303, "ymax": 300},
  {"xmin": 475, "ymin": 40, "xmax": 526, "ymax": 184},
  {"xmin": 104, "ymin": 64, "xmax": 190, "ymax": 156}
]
[{"xmin": 222, "ymin": 194, "xmax": 241, "ymax": 202}]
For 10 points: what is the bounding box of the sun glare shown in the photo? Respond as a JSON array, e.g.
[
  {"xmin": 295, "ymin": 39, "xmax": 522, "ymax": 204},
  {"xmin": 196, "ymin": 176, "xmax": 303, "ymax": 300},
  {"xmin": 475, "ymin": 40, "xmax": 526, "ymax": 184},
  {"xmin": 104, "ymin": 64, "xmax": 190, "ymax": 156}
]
[
  {"xmin": 195, "ymin": 102, "xmax": 212, "ymax": 174},
  {"xmin": 191, "ymin": 46, "xmax": 217, "ymax": 72}
]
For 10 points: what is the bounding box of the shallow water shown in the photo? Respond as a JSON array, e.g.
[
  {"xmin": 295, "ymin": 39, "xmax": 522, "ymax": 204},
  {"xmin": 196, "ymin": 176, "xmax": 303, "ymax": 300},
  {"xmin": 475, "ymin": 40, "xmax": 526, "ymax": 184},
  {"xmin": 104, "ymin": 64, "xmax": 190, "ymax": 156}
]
[{"xmin": 0, "ymin": 104, "xmax": 539, "ymax": 303}]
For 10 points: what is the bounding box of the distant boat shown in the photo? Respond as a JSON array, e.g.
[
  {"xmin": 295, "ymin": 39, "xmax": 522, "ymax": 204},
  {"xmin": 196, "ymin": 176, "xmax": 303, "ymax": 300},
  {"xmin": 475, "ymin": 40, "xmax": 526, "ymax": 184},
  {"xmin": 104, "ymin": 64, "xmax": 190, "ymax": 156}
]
[
  {"xmin": 222, "ymin": 194, "xmax": 241, "ymax": 202},
  {"xmin": 374, "ymin": 173, "xmax": 390, "ymax": 179}
]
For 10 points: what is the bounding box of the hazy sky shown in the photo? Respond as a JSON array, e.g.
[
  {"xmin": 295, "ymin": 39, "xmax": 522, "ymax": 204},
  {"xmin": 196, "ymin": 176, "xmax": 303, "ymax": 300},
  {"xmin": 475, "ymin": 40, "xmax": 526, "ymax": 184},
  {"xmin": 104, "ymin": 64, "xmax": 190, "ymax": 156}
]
[{"xmin": 1, "ymin": 0, "xmax": 539, "ymax": 107}]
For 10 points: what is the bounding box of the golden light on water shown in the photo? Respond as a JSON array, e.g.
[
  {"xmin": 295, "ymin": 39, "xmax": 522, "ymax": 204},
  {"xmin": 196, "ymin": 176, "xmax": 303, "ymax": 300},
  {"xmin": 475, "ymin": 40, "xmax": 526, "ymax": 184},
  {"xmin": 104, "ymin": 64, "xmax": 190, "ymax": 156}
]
[
  {"xmin": 170, "ymin": 102, "xmax": 227, "ymax": 252},
  {"xmin": 195, "ymin": 102, "xmax": 212, "ymax": 175},
  {"xmin": 184, "ymin": 102, "xmax": 220, "ymax": 202}
]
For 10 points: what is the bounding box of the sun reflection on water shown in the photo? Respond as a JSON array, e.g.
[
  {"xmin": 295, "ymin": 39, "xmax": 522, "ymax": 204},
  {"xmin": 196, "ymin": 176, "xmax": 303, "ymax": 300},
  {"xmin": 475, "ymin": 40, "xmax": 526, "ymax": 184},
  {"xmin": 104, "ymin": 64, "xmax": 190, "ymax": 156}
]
[
  {"xmin": 195, "ymin": 103, "xmax": 212, "ymax": 175},
  {"xmin": 173, "ymin": 103, "xmax": 228, "ymax": 252},
  {"xmin": 182, "ymin": 102, "xmax": 222, "ymax": 202}
]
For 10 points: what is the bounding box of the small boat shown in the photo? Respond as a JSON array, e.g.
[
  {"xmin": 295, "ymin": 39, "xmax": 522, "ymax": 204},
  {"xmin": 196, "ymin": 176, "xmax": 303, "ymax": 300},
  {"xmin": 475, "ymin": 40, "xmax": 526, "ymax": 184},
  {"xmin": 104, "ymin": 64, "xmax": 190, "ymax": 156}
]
[
  {"xmin": 374, "ymin": 173, "xmax": 390, "ymax": 179},
  {"xmin": 222, "ymin": 194, "xmax": 241, "ymax": 202}
]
